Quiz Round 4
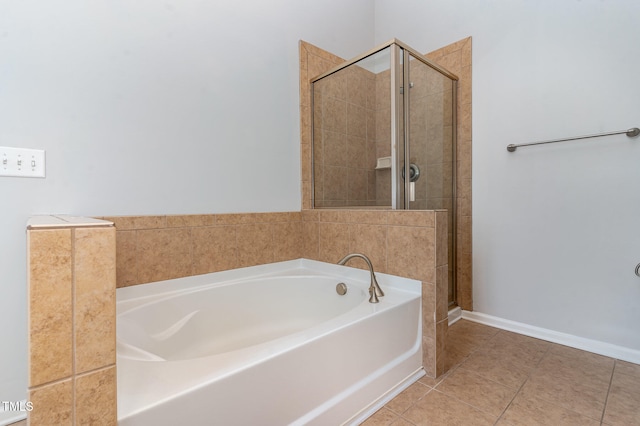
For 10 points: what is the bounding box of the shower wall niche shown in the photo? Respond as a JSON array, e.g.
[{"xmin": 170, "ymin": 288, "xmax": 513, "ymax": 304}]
[{"xmin": 311, "ymin": 39, "xmax": 459, "ymax": 304}]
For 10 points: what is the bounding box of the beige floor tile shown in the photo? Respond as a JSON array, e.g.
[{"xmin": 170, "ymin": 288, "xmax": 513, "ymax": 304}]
[
  {"xmin": 535, "ymin": 351, "xmax": 614, "ymax": 392},
  {"xmin": 436, "ymin": 368, "xmax": 518, "ymax": 416},
  {"xmin": 481, "ymin": 332, "xmax": 549, "ymax": 371},
  {"xmin": 447, "ymin": 320, "xmax": 500, "ymax": 349},
  {"xmin": 519, "ymin": 369, "xmax": 608, "ymax": 421},
  {"xmin": 614, "ymin": 359, "xmax": 640, "ymax": 378},
  {"xmin": 361, "ymin": 407, "xmax": 400, "ymax": 426},
  {"xmin": 385, "ymin": 382, "xmax": 432, "ymax": 414},
  {"xmin": 549, "ymin": 343, "xmax": 616, "ymax": 369},
  {"xmin": 369, "ymin": 319, "xmax": 640, "ymax": 426},
  {"xmin": 611, "ymin": 368, "xmax": 640, "ymax": 394},
  {"xmin": 445, "ymin": 320, "xmax": 500, "ymax": 371},
  {"xmin": 403, "ymin": 390, "xmax": 497, "ymax": 426},
  {"xmin": 458, "ymin": 349, "xmax": 531, "ymax": 389},
  {"xmin": 602, "ymin": 368, "xmax": 640, "ymax": 425},
  {"xmin": 445, "ymin": 339, "xmax": 477, "ymax": 370},
  {"xmin": 450, "ymin": 331, "xmax": 549, "ymax": 387},
  {"xmin": 417, "ymin": 371, "xmax": 448, "ymax": 388},
  {"xmin": 391, "ymin": 418, "xmax": 416, "ymax": 426},
  {"xmin": 498, "ymin": 392, "xmax": 601, "ymax": 426},
  {"xmin": 490, "ymin": 331, "xmax": 551, "ymax": 355}
]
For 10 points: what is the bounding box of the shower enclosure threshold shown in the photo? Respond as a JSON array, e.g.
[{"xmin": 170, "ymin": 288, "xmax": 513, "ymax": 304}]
[{"xmin": 448, "ymin": 306, "xmax": 462, "ymax": 326}]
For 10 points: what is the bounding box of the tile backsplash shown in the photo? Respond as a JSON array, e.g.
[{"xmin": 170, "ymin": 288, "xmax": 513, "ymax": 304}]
[{"xmin": 99, "ymin": 212, "xmax": 303, "ymax": 287}]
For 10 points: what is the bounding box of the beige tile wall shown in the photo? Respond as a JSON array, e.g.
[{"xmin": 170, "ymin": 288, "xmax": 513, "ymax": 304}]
[
  {"xmin": 305, "ymin": 43, "xmax": 394, "ymax": 208},
  {"xmin": 301, "ymin": 42, "xmax": 345, "ymax": 208},
  {"xmin": 27, "ymin": 219, "xmax": 116, "ymax": 425},
  {"xmin": 99, "ymin": 213, "xmax": 303, "ymax": 287},
  {"xmin": 302, "ymin": 209, "xmax": 449, "ymax": 377},
  {"xmin": 407, "ymin": 57, "xmax": 455, "ymax": 213},
  {"xmin": 103, "ymin": 208, "xmax": 446, "ymax": 377},
  {"xmin": 426, "ymin": 37, "xmax": 473, "ymax": 310},
  {"xmin": 313, "ymin": 63, "xmax": 378, "ymax": 207},
  {"xmin": 374, "ymin": 69, "xmax": 392, "ymax": 205}
]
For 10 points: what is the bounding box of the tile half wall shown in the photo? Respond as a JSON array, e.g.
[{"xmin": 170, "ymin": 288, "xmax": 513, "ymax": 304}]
[{"xmin": 100, "ymin": 209, "xmax": 448, "ymax": 377}]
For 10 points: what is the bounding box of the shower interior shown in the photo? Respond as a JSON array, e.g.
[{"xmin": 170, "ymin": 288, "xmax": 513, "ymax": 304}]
[{"xmin": 311, "ymin": 39, "xmax": 458, "ymax": 306}]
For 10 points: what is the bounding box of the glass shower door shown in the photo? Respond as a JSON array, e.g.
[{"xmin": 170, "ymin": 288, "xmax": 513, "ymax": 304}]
[
  {"xmin": 312, "ymin": 46, "xmax": 393, "ymax": 208},
  {"xmin": 405, "ymin": 53, "xmax": 457, "ymax": 306}
]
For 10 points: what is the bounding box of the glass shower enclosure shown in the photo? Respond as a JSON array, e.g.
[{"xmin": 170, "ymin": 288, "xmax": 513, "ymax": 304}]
[{"xmin": 310, "ymin": 39, "xmax": 458, "ymax": 305}]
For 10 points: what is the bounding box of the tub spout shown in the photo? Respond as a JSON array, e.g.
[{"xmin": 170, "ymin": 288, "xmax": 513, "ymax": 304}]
[{"xmin": 337, "ymin": 253, "xmax": 384, "ymax": 303}]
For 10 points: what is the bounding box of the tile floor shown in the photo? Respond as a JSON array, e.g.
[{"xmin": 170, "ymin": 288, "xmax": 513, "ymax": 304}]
[
  {"xmin": 363, "ymin": 319, "xmax": 640, "ymax": 425},
  {"xmin": 10, "ymin": 319, "xmax": 639, "ymax": 425}
]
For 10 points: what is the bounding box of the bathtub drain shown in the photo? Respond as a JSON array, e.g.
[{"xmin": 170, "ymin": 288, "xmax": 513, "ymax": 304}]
[{"xmin": 336, "ymin": 282, "xmax": 348, "ymax": 295}]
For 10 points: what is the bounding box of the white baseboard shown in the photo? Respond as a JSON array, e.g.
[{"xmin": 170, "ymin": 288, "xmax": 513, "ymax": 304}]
[
  {"xmin": 0, "ymin": 400, "xmax": 27, "ymax": 426},
  {"xmin": 461, "ymin": 310, "xmax": 640, "ymax": 365}
]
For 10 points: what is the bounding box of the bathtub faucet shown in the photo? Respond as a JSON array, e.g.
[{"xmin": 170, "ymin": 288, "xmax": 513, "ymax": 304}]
[{"xmin": 337, "ymin": 253, "xmax": 385, "ymax": 303}]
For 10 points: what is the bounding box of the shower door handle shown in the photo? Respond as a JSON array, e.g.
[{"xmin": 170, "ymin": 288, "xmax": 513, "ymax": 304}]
[
  {"xmin": 401, "ymin": 163, "xmax": 420, "ymax": 202},
  {"xmin": 636, "ymin": 263, "xmax": 640, "ymax": 277},
  {"xmin": 401, "ymin": 163, "xmax": 420, "ymax": 182}
]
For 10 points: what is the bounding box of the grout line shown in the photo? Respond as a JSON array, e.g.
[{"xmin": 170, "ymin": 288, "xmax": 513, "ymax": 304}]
[
  {"xmin": 601, "ymin": 359, "xmax": 617, "ymax": 424},
  {"xmin": 505, "ymin": 339, "xmax": 609, "ymax": 424},
  {"xmin": 453, "ymin": 328, "xmax": 548, "ymax": 424},
  {"xmin": 392, "ymin": 386, "xmax": 434, "ymax": 424},
  {"xmin": 500, "ymin": 333, "xmax": 553, "ymax": 412},
  {"xmin": 70, "ymin": 228, "xmax": 76, "ymax": 426},
  {"xmin": 233, "ymin": 224, "xmax": 239, "ymax": 269},
  {"xmin": 133, "ymin": 229, "xmax": 139, "ymax": 286},
  {"xmin": 430, "ymin": 388, "xmax": 501, "ymax": 420},
  {"xmin": 74, "ymin": 363, "xmax": 116, "ymax": 379},
  {"xmin": 27, "ymin": 374, "xmax": 73, "ymax": 391},
  {"xmin": 188, "ymin": 226, "xmax": 194, "ymax": 277}
]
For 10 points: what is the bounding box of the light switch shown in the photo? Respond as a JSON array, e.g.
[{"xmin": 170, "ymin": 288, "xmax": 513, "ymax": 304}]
[{"xmin": 0, "ymin": 147, "xmax": 46, "ymax": 178}]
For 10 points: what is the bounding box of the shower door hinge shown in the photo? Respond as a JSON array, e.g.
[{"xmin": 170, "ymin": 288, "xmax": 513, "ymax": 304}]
[{"xmin": 399, "ymin": 82, "xmax": 414, "ymax": 94}]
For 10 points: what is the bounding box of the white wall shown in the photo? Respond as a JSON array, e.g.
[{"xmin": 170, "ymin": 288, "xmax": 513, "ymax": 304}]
[
  {"xmin": 375, "ymin": 0, "xmax": 640, "ymax": 352},
  {"xmin": 0, "ymin": 0, "xmax": 373, "ymax": 416}
]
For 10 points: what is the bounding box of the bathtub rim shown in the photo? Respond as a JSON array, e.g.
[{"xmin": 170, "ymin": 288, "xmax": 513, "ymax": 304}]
[{"xmin": 116, "ymin": 258, "xmax": 421, "ymax": 312}]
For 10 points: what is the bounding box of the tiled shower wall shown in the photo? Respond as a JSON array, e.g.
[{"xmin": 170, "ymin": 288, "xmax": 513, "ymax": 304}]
[
  {"xmin": 26, "ymin": 217, "xmax": 116, "ymax": 425},
  {"xmin": 406, "ymin": 59, "xmax": 455, "ymax": 213},
  {"xmin": 374, "ymin": 69, "xmax": 392, "ymax": 205},
  {"xmin": 426, "ymin": 37, "xmax": 472, "ymax": 311},
  {"xmin": 313, "ymin": 62, "xmax": 379, "ymax": 207}
]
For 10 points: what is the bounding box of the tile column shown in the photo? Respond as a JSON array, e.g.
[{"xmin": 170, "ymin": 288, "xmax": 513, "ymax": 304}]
[{"xmin": 27, "ymin": 216, "xmax": 116, "ymax": 425}]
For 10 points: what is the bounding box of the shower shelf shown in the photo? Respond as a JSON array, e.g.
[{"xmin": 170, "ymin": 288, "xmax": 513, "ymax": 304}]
[{"xmin": 375, "ymin": 157, "xmax": 392, "ymax": 170}]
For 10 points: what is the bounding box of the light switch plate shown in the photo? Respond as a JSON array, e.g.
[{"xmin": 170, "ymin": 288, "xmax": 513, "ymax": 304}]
[{"xmin": 0, "ymin": 147, "xmax": 46, "ymax": 178}]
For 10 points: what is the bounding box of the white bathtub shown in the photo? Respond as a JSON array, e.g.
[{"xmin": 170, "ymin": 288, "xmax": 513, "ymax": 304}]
[{"xmin": 116, "ymin": 258, "xmax": 423, "ymax": 425}]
